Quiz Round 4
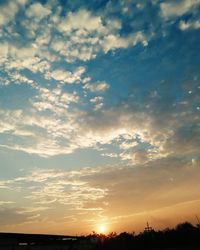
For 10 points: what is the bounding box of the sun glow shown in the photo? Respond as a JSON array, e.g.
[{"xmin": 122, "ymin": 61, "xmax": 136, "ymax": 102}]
[{"xmin": 98, "ymin": 224, "xmax": 107, "ymax": 234}]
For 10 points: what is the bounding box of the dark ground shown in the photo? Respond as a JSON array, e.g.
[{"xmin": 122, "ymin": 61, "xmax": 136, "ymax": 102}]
[{"xmin": 0, "ymin": 222, "xmax": 200, "ymax": 250}]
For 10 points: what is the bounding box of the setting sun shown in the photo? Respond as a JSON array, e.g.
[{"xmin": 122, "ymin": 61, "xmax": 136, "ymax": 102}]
[{"xmin": 98, "ymin": 224, "xmax": 107, "ymax": 234}]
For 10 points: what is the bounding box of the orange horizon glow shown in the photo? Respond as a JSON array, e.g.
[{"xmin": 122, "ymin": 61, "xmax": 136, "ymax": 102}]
[
  {"xmin": 1, "ymin": 199, "xmax": 200, "ymax": 236},
  {"xmin": 97, "ymin": 224, "xmax": 107, "ymax": 234}
]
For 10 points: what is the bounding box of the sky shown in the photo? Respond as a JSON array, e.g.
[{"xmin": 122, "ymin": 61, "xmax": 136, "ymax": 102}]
[{"xmin": 0, "ymin": 0, "xmax": 200, "ymax": 235}]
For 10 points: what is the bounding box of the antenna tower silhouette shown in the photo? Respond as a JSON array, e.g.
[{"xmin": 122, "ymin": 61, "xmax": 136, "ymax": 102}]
[{"xmin": 144, "ymin": 222, "xmax": 154, "ymax": 233}]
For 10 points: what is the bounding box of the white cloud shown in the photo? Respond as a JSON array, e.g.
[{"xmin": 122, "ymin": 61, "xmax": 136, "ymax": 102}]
[
  {"xmin": 16, "ymin": 0, "xmax": 28, "ymax": 5},
  {"xmin": 0, "ymin": 84, "xmax": 199, "ymax": 159},
  {"xmin": 51, "ymin": 39, "xmax": 67, "ymax": 52},
  {"xmin": 7, "ymin": 72, "xmax": 36, "ymax": 88},
  {"xmin": 1, "ymin": 42, "xmax": 51, "ymax": 75},
  {"xmin": 1, "ymin": 6, "xmax": 149, "ymax": 83},
  {"xmin": 101, "ymin": 152, "xmax": 118, "ymax": 158},
  {"xmin": 83, "ymin": 81, "xmax": 109, "ymax": 92},
  {"xmin": 45, "ymin": 67, "xmax": 85, "ymax": 84},
  {"xmin": 1, "ymin": 168, "xmax": 108, "ymax": 211},
  {"xmin": 160, "ymin": 0, "xmax": 200, "ymax": 18},
  {"xmin": 46, "ymin": 70, "xmax": 77, "ymax": 84},
  {"xmin": 0, "ymin": 109, "xmax": 22, "ymax": 133},
  {"xmin": 74, "ymin": 66, "xmax": 85, "ymax": 76},
  {"xmin": 53, "ymin": 9, "xmax": 148, "ymax": 61},
  {"xmin": 90, "ymin": 96, "xmax": 104, "ymax": 103},
  {"xmin": 0, "ymin": 4, "xmax": 198, "ymax": 161},
  {"xmin": 0, "ymin": 1, "xmax": 19, "ymax": 26},
  {"xmin": 0, "ymin": 201, "xmax": 15, "ymax": 205},
  {"xmin": 26, "ymin": 3, "xmax": 51, "ymax": 20},
  {"xmin": 57, "ymin": 9, "xmax": 102, "ymax": 33},
  {"xmin": 60, "ymin": 92, "xmax": 79, "ymax": 104},
  {"xmin": 179, "ymin": 19, "xmax": 200, "ymax": 30},
  {"xmin": 102, "ymin": 32, "xmax": 148, "ymax": 53},
  {"xmin": 90, "ymin": 96, "xmax": 104, "ymax": 110},
  {"xmin": 0, "ymin": 43, "xmax": 9, "ymax": 58}
]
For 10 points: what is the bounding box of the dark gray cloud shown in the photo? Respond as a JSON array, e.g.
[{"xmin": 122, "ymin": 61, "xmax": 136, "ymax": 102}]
[{"xmin": 0, "ymin": 207, "xmax": 30, "ymax": 226}]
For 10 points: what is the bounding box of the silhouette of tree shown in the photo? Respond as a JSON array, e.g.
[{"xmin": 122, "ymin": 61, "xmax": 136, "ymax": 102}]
[
  {"xmin": 88, "ymin": 221, "xmax": 200, "ymax": 250},
  {"xmin": 0, "ymin": 221, "xmax": 200, "ymax": 249}
]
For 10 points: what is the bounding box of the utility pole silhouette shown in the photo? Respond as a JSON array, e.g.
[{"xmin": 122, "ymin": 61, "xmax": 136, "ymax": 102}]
[{"xmin": 144, "ymin": 222, "xmax": 154, "ymax": 233}]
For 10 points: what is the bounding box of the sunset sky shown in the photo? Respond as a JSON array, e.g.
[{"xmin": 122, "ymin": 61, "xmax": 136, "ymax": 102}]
[{"xmin": 0, "ymin": 0, "xmax": 200, "ymax": 235}]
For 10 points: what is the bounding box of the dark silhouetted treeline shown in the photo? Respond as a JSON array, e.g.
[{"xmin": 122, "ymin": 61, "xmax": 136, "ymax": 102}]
[
  {"xmin": 87, "ymin": 222, "xmax": 200, "ymax": 250},
  {"xmin": 0, "ymin": 221, "xmax": 200, "ymax": 249}
]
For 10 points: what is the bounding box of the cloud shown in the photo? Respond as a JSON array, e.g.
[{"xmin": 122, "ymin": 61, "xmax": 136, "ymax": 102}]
[
  {"xmin": 102, "ymin": 32, "xmax": 148, "ymax": 53},
  {"xmin": 0, "ymin": 4, "xmax": 149, "ymax": 91},
  {"xmin": 60, "ymin": 92, "xmax": 79, "ymax": 104},
  {"xmin": 81, "ymin": 157, "xmax": 200, "ymax": 218},
  {"xmin": 163, "ymin": 124, "xmax": 200, "ymax": 156},
  {"xmin": 0, "ymin": 201, "xmax": 15, "ymax": 205},
  {"xmin": 101, "ymin": 152, "xmax": 118, "ymax": 158},
  {"xmin": 45, "ymin": 66, "xmax": 85, "ymax": 84},
  {"xmin": 90, "ymin": 96, "xmax": 104, "ymax": 110},
  {"xmin": 83, "ymin": 81, "xmax": 109, "ymax": 92},
  {"xmin": 26, "ymin": 2, "xmax": 51, "ymax": 20},
  {"xmin": 0, "ymin": 206, "xmax": 41, "ymax": 226},
  {"xmin": 90, "ymin": 96, "xmax": 104, "ymax": 103},
  {"xmin": 160, "ymin": 0, "xmax": 200, "ymax": 19},
  {"xmin": 53, "ymin": 9, "xmax": 148, "ymax": 61},
  {"xmin": 0, "ymin": 43, "xmax": 9, "ymax": 59},
  {"xmin": 57, "ymin": 9, "xmax": 103, "ymax": 33},
  {"xmin": 0, "ymin": 0, "xmax": 20, "ymax": 26},
  {"xmin": 0, "ymin": 1, "xmax": 199, "ymax": 162},
  {"xmin": 0, "ymin": 43, "xmax": 51, "ymax": 77},
  {"xmin": 1, "ymin": 156, "xmax": 199, "ymax": 230},
  {"xmin": 179, "ymin": 19, "xmax": 200, "ymax": 30},
  {"xmin": 0, "ymin": 208, "xmax": 26, "ymax": 226},
  {"xmin": 0, "ymin": 74, "xmax": 199, "ymax": 159},
  {"xmin": 1, "ymin": 86, "xmax": 196, "ymax": 157},
  {"xmin": 0, "ymin": 168, "xmax": 108, "ymax": 212}
]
